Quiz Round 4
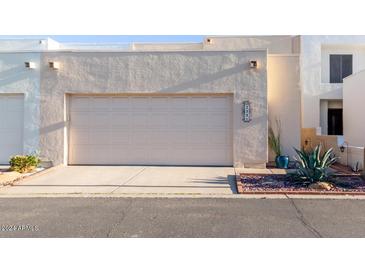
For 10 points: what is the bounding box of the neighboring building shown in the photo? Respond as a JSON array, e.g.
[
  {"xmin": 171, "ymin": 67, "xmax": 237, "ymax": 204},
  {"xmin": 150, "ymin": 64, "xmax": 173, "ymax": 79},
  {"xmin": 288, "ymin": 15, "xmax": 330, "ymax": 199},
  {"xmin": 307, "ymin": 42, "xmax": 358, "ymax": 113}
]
[
  {"xmin": 299, "ymin": 36, "xmax": 365, "ymax": 169},
  {"xmin": 0, "ymin": 36, "xmax": 364, "ymax": 169}
]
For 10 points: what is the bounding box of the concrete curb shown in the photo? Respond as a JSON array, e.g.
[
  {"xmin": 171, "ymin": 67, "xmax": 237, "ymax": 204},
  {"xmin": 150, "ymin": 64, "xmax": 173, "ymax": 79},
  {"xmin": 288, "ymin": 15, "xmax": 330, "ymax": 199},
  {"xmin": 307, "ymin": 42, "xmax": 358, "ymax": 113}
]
[{"xmin": 0, "ymin": 193, "xmax": 365, "ymax": 199}]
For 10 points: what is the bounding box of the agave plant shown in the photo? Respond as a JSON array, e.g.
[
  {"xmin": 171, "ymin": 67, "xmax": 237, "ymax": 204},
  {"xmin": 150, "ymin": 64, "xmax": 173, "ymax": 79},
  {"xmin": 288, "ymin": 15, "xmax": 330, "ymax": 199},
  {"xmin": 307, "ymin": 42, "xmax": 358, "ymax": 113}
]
[{"xmin": 293, "ymin": 144, "xmax": 338, "ymax": 184}]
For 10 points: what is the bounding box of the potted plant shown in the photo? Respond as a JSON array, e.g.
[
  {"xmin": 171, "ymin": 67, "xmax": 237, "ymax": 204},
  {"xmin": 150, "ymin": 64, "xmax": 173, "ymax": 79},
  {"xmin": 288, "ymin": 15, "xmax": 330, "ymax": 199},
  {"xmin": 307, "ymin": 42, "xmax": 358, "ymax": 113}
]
[{"xmin": 268, "ymin": 119, "xmax": 289, "ymax": 168}]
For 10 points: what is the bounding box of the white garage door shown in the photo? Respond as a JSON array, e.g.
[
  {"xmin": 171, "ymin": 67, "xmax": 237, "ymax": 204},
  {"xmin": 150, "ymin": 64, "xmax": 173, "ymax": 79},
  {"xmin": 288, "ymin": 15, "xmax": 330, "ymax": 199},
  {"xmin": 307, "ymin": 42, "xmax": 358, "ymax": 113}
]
[
  {"xmin": 69, "ymin": 95, "xmax": 233, "ymax": 166},
  {"xmin": 0, "ymin": 95, "xmax": 24, "ymax": 164}
]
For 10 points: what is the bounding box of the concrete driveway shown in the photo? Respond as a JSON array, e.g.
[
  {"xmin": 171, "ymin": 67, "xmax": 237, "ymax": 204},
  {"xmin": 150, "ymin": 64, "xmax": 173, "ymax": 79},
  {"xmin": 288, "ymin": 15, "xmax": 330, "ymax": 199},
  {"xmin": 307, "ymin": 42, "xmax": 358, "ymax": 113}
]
[{"xmin": 0, "ymin": 166, "xmax": 237, "ymax": 195}]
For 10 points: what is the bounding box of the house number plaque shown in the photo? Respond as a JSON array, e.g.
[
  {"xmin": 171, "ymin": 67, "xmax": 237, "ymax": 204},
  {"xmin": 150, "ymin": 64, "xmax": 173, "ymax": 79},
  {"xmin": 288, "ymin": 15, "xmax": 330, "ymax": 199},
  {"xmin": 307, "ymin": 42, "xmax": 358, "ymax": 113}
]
[{"xmin": 242, "ymin": 100, "xmax": 251, "ymax": 122}]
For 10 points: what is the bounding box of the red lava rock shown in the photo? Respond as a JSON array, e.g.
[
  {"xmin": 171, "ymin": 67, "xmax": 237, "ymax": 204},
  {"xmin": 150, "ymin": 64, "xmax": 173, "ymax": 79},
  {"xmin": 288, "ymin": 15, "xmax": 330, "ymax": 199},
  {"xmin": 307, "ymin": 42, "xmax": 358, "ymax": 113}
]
[{"xmin": 239, "ymin": 174, "xmax": 365, "ymax": 194}]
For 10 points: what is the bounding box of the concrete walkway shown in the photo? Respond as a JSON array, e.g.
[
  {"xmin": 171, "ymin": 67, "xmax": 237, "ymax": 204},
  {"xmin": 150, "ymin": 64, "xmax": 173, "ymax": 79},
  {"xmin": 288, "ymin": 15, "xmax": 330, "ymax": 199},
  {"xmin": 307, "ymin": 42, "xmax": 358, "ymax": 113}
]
[{"xmin": 0, "ymin": 166, "xmax": 237, "ymax": 195}]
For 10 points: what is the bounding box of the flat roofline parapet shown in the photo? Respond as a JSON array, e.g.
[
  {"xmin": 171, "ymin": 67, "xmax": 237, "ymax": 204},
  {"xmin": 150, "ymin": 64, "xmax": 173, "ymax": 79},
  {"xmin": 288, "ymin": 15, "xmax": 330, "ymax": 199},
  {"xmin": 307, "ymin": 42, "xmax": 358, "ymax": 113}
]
[{"xmin": 0, "ymin": 48, "xmax": 268, "ymax": 54}]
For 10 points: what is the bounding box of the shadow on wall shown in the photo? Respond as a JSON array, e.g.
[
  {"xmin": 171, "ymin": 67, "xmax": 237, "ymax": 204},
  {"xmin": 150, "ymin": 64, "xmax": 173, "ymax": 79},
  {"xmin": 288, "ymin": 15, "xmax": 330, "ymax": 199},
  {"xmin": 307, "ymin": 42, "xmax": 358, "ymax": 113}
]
[
  {"xmin": 0, "ymin": 66, "xmax": 29, "ymax": 87},
  {"xmin": 40, "ymin": 121, "xmax": 66, "ymax": 134}
]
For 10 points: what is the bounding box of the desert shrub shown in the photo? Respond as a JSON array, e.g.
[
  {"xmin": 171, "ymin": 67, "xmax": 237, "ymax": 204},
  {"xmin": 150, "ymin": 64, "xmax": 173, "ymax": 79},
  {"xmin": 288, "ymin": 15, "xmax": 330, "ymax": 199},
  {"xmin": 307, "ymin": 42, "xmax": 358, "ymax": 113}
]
[
  {"xmin": 293, "ymin": 144, "xmax": 338, "ymax": 184},
  {"xmin": 9, "ymin": 154, "xmax": 41, "ymax": 173}
]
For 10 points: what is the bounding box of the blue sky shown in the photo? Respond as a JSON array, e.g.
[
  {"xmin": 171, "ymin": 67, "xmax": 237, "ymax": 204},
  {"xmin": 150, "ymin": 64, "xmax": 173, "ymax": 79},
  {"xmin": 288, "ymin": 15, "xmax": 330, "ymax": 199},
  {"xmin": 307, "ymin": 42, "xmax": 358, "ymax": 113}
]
[{"xmin": 0, "ymin": 35, "xmax": 205, "ymax": 43}]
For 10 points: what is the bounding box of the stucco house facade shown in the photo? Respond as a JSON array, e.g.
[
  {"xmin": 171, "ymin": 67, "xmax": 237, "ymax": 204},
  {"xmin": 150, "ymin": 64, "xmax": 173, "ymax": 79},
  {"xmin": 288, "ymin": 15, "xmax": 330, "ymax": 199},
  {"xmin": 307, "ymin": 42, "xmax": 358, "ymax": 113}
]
[{"xmin": 0, "ymin": 36, "xmax": 364, "ymax": 169}]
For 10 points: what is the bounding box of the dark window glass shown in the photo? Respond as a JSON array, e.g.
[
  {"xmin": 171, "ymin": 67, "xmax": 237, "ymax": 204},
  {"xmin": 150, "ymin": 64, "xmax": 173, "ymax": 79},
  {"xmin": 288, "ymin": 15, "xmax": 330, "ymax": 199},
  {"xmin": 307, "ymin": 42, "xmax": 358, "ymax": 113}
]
[{"xmin": 330, "ymin": 54, "xmax": 353, "ymax": 83}]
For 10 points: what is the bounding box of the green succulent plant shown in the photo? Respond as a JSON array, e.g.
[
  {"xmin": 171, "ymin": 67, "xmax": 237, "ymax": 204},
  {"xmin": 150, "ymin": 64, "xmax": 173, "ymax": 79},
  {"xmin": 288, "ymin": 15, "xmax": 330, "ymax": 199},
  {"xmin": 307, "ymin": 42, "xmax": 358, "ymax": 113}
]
[
  {"xmin": 268, "ymin": 119, "xmax": 282, "ymax": 157},
  {"xmin": 9, "ymin": 154, "xmax": 41, "ymax": 173},
  {"xmin": 293, "ymin": 144, "xmax": 338, "ymax": 184}
]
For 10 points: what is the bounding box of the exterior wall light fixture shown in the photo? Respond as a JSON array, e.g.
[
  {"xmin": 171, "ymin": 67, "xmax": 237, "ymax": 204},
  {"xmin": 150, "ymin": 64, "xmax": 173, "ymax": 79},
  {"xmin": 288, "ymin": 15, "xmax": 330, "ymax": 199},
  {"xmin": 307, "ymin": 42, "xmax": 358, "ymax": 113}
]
[
  {"xmin": 249, "ymin": 60, "xmax": 258, "ymax": 69},
  {"xmin": 206, "ymin": 38, "xmax": 212, "ymax": 44},
  {"xmin": 49, "ymin": 61, "xmax": 60, "ymax": 70},
  {"xmin": 25, "ymin": 62, "xmax": 36, "ymax": 69}
]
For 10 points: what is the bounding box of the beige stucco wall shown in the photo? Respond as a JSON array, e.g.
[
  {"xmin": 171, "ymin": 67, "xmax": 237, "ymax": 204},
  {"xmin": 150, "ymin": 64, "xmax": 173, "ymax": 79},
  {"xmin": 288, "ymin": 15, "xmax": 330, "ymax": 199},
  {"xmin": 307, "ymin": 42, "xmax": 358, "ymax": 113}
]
[
  {"xmin": 132, "ymin": 43, "xmax": 203, "ymax": 51},
  {"xmin": 301, "ymin": 127, "xmax": 364, "ymax": 170},
  {"xmin": 0, "ymin": 52, "xmax": 41, "ymax": 155},
  {"xmin": 343, "ymin": 70, "xmax": 365, "ymax": 148},
  {"xmin": 39, "ymin": 50, "xmax": 268, "ymax": 167},
  {"xmin": 204, "ymin": 36, "xmax": 295, "ymax": 54},
  {"xmin": 267, "ymin": 55, "xmax": 301, "ymax": 160}
]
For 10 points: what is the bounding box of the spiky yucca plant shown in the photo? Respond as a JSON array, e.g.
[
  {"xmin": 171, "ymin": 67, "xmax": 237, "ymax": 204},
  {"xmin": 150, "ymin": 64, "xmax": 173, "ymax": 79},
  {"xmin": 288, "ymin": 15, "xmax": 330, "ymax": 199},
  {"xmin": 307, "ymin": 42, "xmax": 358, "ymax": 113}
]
[
  {"xmin": 294, "ymin": 144, "xmax": 338, "ymax": 184},
  {"xmin": 268, "ymin": 119, "xmax": 281, "ymax": 157}
]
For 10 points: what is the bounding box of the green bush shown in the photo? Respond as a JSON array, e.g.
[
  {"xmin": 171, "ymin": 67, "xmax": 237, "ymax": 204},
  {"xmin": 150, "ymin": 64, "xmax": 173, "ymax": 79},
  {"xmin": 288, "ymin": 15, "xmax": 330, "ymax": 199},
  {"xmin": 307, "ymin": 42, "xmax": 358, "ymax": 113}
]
[
  {"xmin": 9, "ymin": 154, "xmax": 41, "ymax": 173},
  {"xmin": 293, "ymin": 144, "xmax": 338, "ymax": 184}
]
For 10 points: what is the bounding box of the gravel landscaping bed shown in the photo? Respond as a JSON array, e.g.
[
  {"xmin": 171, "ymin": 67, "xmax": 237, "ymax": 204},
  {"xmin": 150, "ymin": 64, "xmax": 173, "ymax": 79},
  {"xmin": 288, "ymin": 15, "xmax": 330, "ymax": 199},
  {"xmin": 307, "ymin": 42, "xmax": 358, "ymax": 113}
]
[
  {"xmin": 0, "ymin": 167, "xmax": 45, "ymax": 187},
  {"xmin": 238, "ymin": 173, "xmax": 365, "ymax": 194}
]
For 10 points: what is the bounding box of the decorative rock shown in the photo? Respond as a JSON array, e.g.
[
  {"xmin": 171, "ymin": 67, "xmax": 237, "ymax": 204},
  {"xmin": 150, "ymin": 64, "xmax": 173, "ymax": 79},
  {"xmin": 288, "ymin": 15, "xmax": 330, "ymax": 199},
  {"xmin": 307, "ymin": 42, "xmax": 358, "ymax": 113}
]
[{"xmin": 308, "ymin": 182, "xmax": 333, "ymax": 190}]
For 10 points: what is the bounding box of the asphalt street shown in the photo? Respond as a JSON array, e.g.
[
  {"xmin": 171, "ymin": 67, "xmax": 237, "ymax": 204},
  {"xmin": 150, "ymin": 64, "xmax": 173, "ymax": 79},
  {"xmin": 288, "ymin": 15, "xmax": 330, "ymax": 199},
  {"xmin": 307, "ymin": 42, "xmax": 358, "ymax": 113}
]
[{"xmin": 1, "ymin": 197, "xmax": 365, "ymax": 237}]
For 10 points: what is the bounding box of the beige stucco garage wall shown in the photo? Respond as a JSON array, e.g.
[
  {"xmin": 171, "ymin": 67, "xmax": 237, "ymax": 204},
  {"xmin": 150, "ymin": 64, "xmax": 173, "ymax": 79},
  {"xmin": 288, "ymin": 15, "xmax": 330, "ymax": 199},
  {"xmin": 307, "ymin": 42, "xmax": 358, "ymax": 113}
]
[
  {"xmin": 268, "ymin": 55, "xmax": 301, "ymax": 160},
  {"xmin": 39, "ymin": 50, "xmax": 268, "ymax": 167}
]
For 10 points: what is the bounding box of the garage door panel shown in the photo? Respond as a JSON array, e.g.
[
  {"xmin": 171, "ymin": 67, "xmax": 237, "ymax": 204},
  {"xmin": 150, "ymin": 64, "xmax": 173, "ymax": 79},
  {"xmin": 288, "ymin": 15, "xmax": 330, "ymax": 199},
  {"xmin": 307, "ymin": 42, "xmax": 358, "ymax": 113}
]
[
  {"xmin": 131, "ymin": 97, "xmax": 149, "ymax": 110},
  {"xmin": 72, "ymin": 97, "xmax": 90, "ymax": 111},
  {"xmin": 111, "ymin": 97, "xmax": 130, "ymax": 111},
  {"xmin": 169, "ymin": 97, "xmax": 188, "ymax": 109},
  {"xmin": 127, "ymin": 148, "xmax": 149, "ymax": 163},
  {"xmin": 0, "ymin": 131, "xmax": 23, "ymax": 145},
  {"xmin": 189, "ymin": 130, "xmax": 216, "ymax": 145},
  {"xmin": 70, "ymin": 129, "xmax": 89, "ymax": 145},
  {"xmin": 209, "ymin": 97, "xmax": 230, "ymax": 109},
  {"xmin": 88, "ymin": 146, "xmax": 113, "ymax": 164},
  {"xmin": 6, "ymin": 96, "xmax": 24, "ymax": 111},
  {"xmin": 89, "ymin": 112, "xmax": 110, "ymax": 128},
  {"xmin": 71, "ymin": 112, "xmax": 90, "ymax": 127},
  {"xmin": 111, "ymin": 113, "xmax": 130, "ymax": 127},
  {"xmin": 150, "ymin": 97, "xmax": 169, "ymax": 110},
  {"xmin": 89, "ymin": 131, "xmax": 111, "ymax": 145},
  {"xmin": 111, "ymin": 131, "xmax": 130, "ymax": 144},
  {"xmin": 3, "ymin": 113, "xmax": 23, "ymax": 129},
  {"xmin": 91, "ymin": 97, "xmax": 110, "ymax": 110},
  {"xmin": 189, "ymin": 113, "xmax": 210, "ymax": 128},
  {"xmin": 148, "ymin": 148, "xmax": 170, "ymax": 163},
  {"xmin": 168, "ymin": 113, "xmax": 188, "ymax": 128},
  {"xmin": 132, "ymin": 114, "xmax": 148, "ymax": 128},
  {"xmin": 0, "ymin": 145, "xmax": 22, "ymax": 158},
  {"xmin": 131, "ymin": 130, "xmax": 150, "ymax": 145},
  {"xmin": 0, "ymin": 95, "xmax": 23, "ymax": 163},
  {"xmin": 149, "ymin": 113, "xmax": 169, "ymax": 129},
  {"xmin": 209, "ymin": 131, "xmax": 231, "ymax": 145},
  {"xmin": 209, "ymin": 112, "xmax": 232, "ymax": 128},
  {"xmin": 70, "ymin": 145, "xmax": 90, "ymax": 164},
  {"xmin": 169, "ymin": 131, "xmax": 188, "ymax": 145},
  {"xmin": 69, "ymin": 95, "xmax": 232, "ymax": 166},
  {"xmin": 190, "ymin": 97, "xmax": 209, "ymax": 109},
  {"xmin": 148, "ymin": 131, "xmax": 170, "ymax": 145}
]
